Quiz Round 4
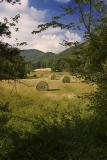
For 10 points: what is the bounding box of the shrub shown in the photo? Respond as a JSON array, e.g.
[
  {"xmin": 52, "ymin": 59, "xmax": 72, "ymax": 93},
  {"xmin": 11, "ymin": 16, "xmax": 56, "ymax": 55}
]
[
  {"xmin": 0, "ymin": 102, "xmax": 11, "ymax": 128},
  {"xmin": 36, "ymin": 81, "xmax": 49, "ymax": 91},
  {"xmin": 62, "ymin": 76, "xmax": 70, "ymax": 83},
  {"xmin": 33, "ymin": 74, "xmax": 37, "ymax": 78},
  {"xmin": 50, "ymin": 74, "xmax": 56, "ymax": 80}
]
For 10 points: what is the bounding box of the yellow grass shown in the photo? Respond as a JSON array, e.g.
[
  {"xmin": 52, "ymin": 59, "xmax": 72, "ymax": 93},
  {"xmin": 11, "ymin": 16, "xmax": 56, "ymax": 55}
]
[{"xmin": 0, "ymin": 72, "xmax": 96, "ymax": 132}]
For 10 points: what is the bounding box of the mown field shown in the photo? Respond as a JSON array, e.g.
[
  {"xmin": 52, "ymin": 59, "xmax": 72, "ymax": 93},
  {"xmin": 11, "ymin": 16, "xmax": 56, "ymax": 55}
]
[{"xmin": 0, "ymin": 71, "xmax": 96, "ymax": 133}]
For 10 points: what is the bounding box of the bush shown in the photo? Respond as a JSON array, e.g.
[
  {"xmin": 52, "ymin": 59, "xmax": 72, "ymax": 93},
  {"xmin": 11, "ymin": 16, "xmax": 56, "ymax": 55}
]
[
  {"xmin": 62, "ymin": 76, "xmax": 70, "ymax": 83},
  {"xmin": 0, "ymin": 102, "xmax": 11, "ymax": 128},
  {"xmin": 50, "ymin": 74, "xmax": 56, "ymax": 80},
  {"xmin": 36, "ymin": 81, "xmax": 49, "ymax": 91},
  {"xmin": 33, "ymin": 74, "xmax": 37, "ymax": 78}
]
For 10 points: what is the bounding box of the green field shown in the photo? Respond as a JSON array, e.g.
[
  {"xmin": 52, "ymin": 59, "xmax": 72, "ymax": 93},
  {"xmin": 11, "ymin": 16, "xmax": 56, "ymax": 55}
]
[{"xmin": 0, "ymin": 71, "xmax": 96, "ymax": 133}]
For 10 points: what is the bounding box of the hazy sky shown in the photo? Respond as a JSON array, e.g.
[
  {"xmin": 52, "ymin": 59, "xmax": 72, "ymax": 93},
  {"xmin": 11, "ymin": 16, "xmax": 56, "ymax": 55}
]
[{"xmin": 0, "ymin": 0, "xmax": 82, "ymax": 53}]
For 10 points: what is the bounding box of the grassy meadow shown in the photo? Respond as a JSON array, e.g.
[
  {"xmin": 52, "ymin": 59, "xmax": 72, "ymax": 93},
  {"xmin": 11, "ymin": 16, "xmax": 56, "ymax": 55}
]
[{"xmin": 0, "ymin": 71, "xmax": 96, "ymax": 133}]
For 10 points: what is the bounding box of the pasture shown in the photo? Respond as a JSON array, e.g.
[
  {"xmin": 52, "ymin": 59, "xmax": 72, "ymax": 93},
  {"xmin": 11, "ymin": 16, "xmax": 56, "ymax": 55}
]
[{"xmin": 0, "ymin": 71, "xmax": 96, "ymax": 133}]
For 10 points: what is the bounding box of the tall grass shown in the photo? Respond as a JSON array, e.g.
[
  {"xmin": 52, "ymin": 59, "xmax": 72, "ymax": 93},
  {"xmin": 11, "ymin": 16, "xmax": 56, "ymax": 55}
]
[{"xmin": 0, "ymin": 74, "xmax": 96, "ymax": 133}]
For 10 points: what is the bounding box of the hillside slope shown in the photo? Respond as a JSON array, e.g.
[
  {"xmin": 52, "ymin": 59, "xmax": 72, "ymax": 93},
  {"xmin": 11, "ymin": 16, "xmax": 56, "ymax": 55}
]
[
  {"xmin": 58, "ymin": 44, "xmax": 84, "ymax": 59},
  {"xmin": 21, "ymin": 44, "xmax": 83, "ymax": 69},
  {"xmin": 21, "ymin": 49, "xmax": 56, "ymax": 68},
  {"xmin": 21, "ymin": 49, "xmax": 45, "ymax": 62}
]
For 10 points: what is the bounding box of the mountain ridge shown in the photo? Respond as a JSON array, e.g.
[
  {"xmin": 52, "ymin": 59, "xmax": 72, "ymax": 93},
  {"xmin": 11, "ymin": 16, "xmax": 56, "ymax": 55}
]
[{"xmin": 21, "ymin": 45, "xmax": 83, "ymax": 69}]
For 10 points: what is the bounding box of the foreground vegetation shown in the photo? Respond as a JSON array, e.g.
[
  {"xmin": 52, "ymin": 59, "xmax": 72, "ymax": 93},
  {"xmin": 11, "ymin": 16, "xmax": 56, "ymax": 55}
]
[
  {"xmin": 0, "ymin": 72, "xmax": 98, "ymax": 159},
  {"xmin": 1, "ymin": 72, "xmax": 107, "ymax": 160}
]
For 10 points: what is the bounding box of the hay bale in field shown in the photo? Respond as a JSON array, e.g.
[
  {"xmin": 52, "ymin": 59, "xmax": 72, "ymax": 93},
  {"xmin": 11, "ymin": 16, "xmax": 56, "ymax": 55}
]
[
  {"xmin": 36, "ymin": 81, "xmax": 49, "ymax": 91},
  {"xmin": 62, "ymin": 76, "xmax": 70, "ymax": 83},
  {"xmin": 50, "ymin": 74, "xmax": 57, "ymax": 80}
]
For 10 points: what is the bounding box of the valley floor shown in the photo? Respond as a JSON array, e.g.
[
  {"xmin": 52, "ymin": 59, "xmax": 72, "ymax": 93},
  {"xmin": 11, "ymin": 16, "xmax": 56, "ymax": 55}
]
[{"xmin": 0, "ymin": 71, "xmax": 96, "ymax": 133}]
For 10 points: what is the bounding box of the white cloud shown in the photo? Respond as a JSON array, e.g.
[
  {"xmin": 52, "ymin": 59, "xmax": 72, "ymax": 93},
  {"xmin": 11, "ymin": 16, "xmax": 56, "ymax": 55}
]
[
  {"xmin": 104, "ymin": 0, "xmax": 107, "ymax": 4},
  {"xmin": 0, "ymin": 0, "xmax": 81, "ymax": 53},
  {"xmin": 56, "ymin": 0, "xmax": 70, "ymax": 3},
  {"xmin": 65, "ymin": 31, "xmax": 81, "ymax": 42}
]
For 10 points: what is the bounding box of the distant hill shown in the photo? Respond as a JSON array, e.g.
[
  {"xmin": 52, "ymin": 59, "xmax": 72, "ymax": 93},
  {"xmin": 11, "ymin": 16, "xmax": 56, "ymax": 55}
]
[
  {"xmin": 21, "ymin": 44, "xmax": 83, "ymax": 69},
  {"xmin": 21, "ymin": 49, "xmax": 56, "ymax": 68},
  {"xmin": 21, "ymin": 49, "xmax": 45, "ymax": 62}
]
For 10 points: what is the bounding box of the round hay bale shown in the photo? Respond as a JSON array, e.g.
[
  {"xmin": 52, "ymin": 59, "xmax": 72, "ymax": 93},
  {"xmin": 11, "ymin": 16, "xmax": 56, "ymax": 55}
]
[
  {"xmin": 50, "ymin": 74, "xmax": 56, "ymax": 80},
  {"xmin": 36, "ymin": 81, "xmax": 49, "ymax": 91},
  {"xmin": 62, "ymin": 76, "xmax": 70, "ymax": 83}
]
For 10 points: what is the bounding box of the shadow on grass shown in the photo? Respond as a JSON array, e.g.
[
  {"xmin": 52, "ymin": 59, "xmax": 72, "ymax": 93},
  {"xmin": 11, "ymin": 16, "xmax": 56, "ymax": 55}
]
[{"xmin": 48, "ymin": 89, "xmax": 60, "ymax": 91}]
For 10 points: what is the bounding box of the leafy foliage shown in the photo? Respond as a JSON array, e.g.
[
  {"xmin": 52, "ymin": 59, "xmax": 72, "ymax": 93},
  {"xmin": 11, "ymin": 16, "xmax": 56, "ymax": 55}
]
[
  {"xmin": 0, "ymin": 102, "xmax": 11, "ymax": 129},
  {"xmin": 0, "ymin": 42, "xmax": 29, "ymax": 79},
  {"xmin": 0, "ymin": 11, "xmax": 30, "ymax": 80},
  {"xmin": 0, "ymin": 0, "xmax": 21, "ymax": 5}
]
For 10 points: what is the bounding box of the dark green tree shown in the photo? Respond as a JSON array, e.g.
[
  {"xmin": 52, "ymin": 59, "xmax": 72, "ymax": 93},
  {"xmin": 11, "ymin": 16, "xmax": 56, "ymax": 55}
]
[
  {"xmin": 0, "ymin": 14, "xmax": 29, "ymax": 79},
  {"xmin": 52, "ymin": 59, "xmax": 66, "ymax": 72}
]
